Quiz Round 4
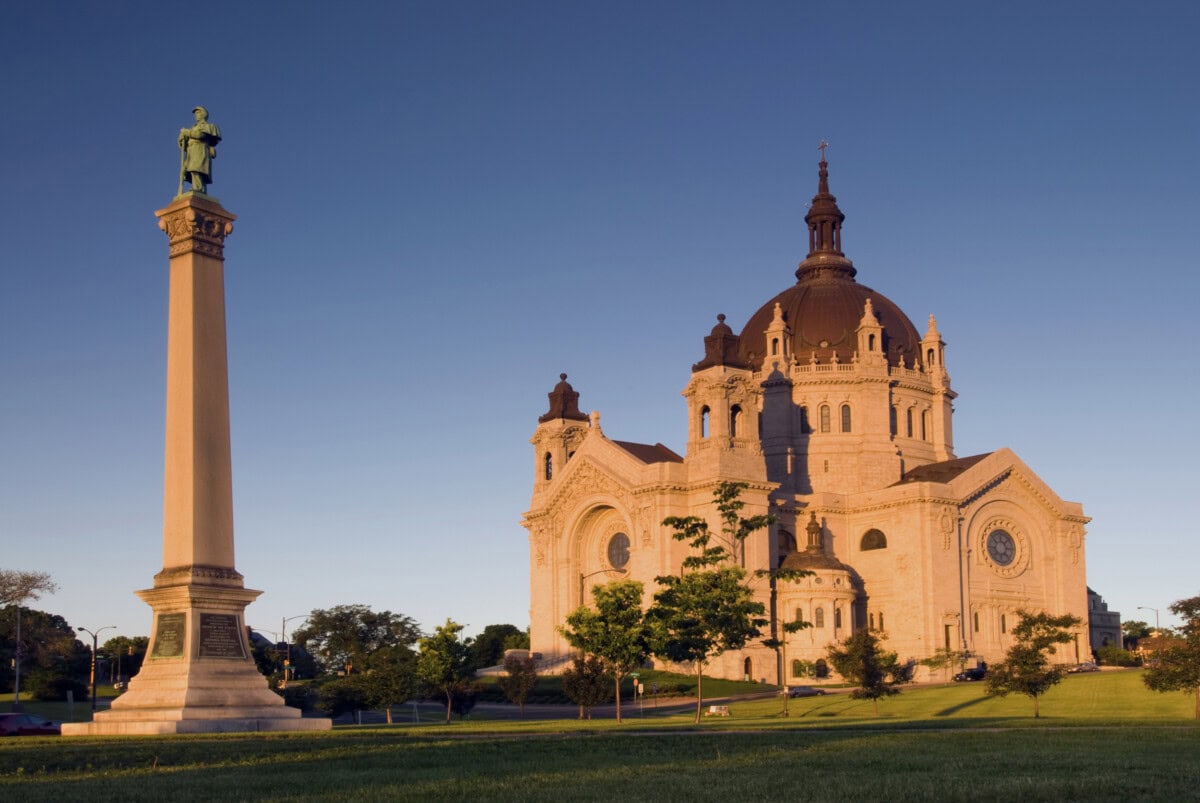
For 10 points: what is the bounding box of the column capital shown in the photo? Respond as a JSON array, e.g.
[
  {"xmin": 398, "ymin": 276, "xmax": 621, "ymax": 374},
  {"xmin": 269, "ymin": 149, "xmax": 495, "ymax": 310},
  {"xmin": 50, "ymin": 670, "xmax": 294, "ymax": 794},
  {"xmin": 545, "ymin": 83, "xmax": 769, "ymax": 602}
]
[{"xmin": 155, "ymin": 194, "xmax": 236, "ymax": 259}]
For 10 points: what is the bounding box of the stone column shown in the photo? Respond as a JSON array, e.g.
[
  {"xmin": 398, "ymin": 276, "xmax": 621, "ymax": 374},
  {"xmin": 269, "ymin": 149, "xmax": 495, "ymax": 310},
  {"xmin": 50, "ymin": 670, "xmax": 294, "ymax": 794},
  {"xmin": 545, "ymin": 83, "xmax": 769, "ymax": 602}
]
[{"xmin": 63, "ymin": 195, "xmax": 329, "ymax": 735}]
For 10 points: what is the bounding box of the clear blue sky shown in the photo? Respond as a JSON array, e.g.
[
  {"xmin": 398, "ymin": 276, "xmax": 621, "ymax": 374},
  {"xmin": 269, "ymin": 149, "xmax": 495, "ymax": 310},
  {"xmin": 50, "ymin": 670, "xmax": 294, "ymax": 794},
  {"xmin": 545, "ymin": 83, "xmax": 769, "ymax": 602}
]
[{"xmin": 2, "ymin": 1, "xmax": 1197, "ymax": 641}]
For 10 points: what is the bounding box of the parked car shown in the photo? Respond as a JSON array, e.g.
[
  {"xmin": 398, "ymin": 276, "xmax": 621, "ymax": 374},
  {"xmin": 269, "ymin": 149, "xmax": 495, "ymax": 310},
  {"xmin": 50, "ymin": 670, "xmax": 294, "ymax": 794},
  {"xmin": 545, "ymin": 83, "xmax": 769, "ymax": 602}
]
[
  {"xmin": 0, "ymin": 713, "xmax": 61, "ymax": 736},
  {"xmin": 953, "ymin": 667, "xmax": 987, "ymax": 682},
  {"xmin": 787, "ymin": 685, "xmax": 828, "ymax": 697},
  {"xmin": 1067, "ymin": 662, "xmax": 1100, "ymax": 673}
]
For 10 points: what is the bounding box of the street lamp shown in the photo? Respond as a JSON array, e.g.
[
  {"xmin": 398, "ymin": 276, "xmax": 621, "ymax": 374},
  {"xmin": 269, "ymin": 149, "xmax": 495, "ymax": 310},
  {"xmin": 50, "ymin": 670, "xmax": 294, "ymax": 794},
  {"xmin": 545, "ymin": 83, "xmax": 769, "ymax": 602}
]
[
  {"xmin": 77, "ymin": 625, "xmax": 116, "ymax": 712},
  {"xmin": 1138, "ymin": 606, "xmax": 1161, "ymax": 636},
  {"xmin": 280, "ymin": 616, "xmax": 308, "ymax": 686},
  {"xmin": 578, "ymin": 568, "xmax": 628, "ymax": 607}
]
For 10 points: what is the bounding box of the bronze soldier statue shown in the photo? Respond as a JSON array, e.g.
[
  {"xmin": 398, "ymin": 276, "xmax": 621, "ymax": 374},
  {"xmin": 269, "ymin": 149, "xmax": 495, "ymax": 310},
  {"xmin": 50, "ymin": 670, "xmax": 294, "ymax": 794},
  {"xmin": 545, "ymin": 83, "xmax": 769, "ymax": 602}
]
[{"xmin": 178, "ymin": 106, "xmax": 221, "ymax": 195}]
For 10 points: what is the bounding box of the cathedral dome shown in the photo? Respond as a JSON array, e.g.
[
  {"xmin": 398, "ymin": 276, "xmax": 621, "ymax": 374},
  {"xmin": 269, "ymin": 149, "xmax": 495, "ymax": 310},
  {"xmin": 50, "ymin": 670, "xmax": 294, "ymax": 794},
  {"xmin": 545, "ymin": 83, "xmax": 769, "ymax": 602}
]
[{"xmin": 736, "ymin": 158, "xmax": 923, "ymax": 370}]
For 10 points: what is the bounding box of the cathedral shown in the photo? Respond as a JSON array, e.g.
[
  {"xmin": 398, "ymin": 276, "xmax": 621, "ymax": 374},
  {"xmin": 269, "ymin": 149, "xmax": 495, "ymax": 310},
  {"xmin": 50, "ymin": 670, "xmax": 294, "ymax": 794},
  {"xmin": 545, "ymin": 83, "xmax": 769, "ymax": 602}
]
[{"xmin": 522, "ymin": 159, "xmax": 1091, "ymax": 683}]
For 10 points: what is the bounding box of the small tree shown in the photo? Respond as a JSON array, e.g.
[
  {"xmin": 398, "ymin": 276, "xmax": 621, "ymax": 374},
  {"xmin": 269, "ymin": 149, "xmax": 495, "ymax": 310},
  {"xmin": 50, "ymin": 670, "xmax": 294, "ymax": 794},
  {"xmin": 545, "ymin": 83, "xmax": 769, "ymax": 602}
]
[
  {"xmin": 560, "ymin": 580, "xmax": 652, "ymax": 723},
  {"xmin": 498, "ymin": 654, "xmax": 539, "ymax": 714},
  {"xmin": 1122, "ymin": 620, "xmax": 1153, "ymax": 649},
  {"xmin": 1143, "ymin": 595, "xmax": 1200, "ymax": 719},
  {"xmin": 362, "ymin": 645, "xmax": 418, "ymax": 724},
  {"xmin": 417, "ymin": 619, "xmax": 473, "ymax": 723},
  {"xmin": 985, "ymin": 609, "xmax": 1081, "ymax": 718},
  {"xmin": 827, "ymin": 628, "xmax": 905, "ymax": 715},
  {"xmin": 468, "ymin": 624, "xmax": 528, "ymax": 672},
  {"xmin": 650, "ymin": 482, "xmax": 772, "ymax": 723},
  {"xmin": 920, "ymin": 647, "xmax": 962, "ymax": 683},
  {"xmin": 0, "ymin": 570, "xmax": 57, "ymax": 705},
  {"xmin": 292, "ymin": 605, "xmax": 420, "ymax": 677},
  {"xmin": 560, "ymin": 655, "xmax": 610, "ymax": 719}
]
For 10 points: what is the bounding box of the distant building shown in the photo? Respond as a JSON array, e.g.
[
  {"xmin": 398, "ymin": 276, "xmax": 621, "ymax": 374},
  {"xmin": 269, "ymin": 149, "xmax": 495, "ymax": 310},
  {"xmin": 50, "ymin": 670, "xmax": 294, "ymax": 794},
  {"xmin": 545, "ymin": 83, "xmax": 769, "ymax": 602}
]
[
  {"xmin": 1087, "ymin": 587, "xmax": 1121, "ymax": 653},
  {"xmin": 523, "ymin": 159, "xmax": 1093, "ymax": 683}
]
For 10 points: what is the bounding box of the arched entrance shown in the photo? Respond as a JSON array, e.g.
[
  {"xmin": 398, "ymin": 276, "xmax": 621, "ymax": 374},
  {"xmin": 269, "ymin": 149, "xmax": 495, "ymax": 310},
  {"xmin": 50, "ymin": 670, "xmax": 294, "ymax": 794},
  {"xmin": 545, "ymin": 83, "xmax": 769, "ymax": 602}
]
[{"xmin": 743, "ymin": 656, "xmax": 752, "ymax": 681}]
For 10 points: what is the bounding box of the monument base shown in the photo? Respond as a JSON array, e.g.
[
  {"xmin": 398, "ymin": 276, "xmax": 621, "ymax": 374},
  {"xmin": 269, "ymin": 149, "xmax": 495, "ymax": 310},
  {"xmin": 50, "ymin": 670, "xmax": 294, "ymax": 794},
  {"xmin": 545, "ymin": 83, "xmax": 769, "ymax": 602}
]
[{"xmin": 63, "ymin": 578, "xmax": 331, "ymax": 736}]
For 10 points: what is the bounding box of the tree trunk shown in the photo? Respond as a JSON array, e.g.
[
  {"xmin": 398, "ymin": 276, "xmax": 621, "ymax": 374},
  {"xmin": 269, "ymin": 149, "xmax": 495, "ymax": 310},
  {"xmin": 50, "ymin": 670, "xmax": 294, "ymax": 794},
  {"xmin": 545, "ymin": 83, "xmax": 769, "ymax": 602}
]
[
  {"xmin": 873, "ymin": 697, "xmax": 879, "ymax": 717},
  {"xmin": 385, "ymin": 706, "xmax": 393, "ymax": 725},
  {"xmin": 614, "ymin": 675, "xmax": 622, "ymax": 723},
  {"xmin": 1033, "ymin": 694, "xmax": 1040, "ymax": 719},
  {"xmin": 1194, "ymin": 686, "xmax": 1199, "ymax": 720},
  {"xmin": 695, "ymin": 663, "xmax": 704, "ymax": 724},
  {"xmin": 444, "ymin": 689, "xmax": 453, "ymax": 723}
]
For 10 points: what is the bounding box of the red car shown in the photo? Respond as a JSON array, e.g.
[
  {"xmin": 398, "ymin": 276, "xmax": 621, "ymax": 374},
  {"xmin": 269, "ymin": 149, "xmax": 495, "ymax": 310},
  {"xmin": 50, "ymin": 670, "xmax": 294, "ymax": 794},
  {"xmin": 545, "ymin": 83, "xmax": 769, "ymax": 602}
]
[{"xmin": 0, "ymin": 713, "xmax": 61, "ymax": 736}]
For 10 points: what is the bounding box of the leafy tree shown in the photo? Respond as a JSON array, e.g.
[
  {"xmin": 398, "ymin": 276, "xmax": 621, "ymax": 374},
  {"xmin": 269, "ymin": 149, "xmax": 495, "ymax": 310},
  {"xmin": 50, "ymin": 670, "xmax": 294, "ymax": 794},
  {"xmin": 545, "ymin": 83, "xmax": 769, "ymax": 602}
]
[
  {"xmin": 0, "ymin": 569, "xmax": 57, "ymax": 702},
  {"xmin": 826, "ymin": 628, "xmax": 906, "ymax": 715},
  {"xmin": 448, "ymin": 680, "xmax": 480, "ymax": 718},
  {"xmin": 498, "ymin": 653, "xmax": 539, "ymax": 714},
  {"xmin": 650, "ymin": 482, "xmax": 771, "ymax": 723},
  {"xmin": 468, "ymin": 624, "xmax": 528, "ymax": 672},
  {"xmin": 100, "ymin": 635, "xmax": 148, "ymax": 682},
  {"xmin": 0, "ymin": 607, "xmax": 88, "ymax": 695},
  {"xmin": 316, "ymin": 675, "xmax": 372, "ymax": 719},
  {"xmin": 985, "ymin": 610, "xmax": 1081, "ymax": 718},
  {"xmin": 561, "ymin": 580, "xmax": 652, "ymax": 723},
  {"xmin": 920, "ymin": 647, "xmax": 962, "ymax": 682},
  {"xmin": 1143, "ymin": 595, "xmax": 1200, "ymax": 719},
  {"xmin": 417, "ymin": 619, "xmax": 474, "ymax": 723},
  {"xmin": 1096, "ymin": 645, "xmax": 1140, "ymax": 667},
  {"xmin": 560, "ymin": 655, "xmax": 610, "ymax": 719},
  {"xmin": 292, "ymin": 605, "xmax": 420, "ymax": 676},
  {"xmin": 1122, "ymin": 620, "xmax": 1152, "ymax": 649},
  {"xmin": 362, "ymin": 645, "xmax": 418, "ymax": 723}
]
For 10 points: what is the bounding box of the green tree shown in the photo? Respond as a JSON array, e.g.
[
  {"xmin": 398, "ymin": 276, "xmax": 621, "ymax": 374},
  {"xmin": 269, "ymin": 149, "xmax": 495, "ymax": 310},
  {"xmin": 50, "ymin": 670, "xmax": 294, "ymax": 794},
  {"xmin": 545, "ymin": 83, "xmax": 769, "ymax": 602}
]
[
  {"xmin": 498, "ymin": 653, "xmax": 539, "ymax": 714},
  {"xmin": 362, "ymin": 644, "xmax": 418, "ymax": 723},
  {"xmin": 100, "ymin": 635, "xmax": 148, "ymax": 682},
  {"xmin": 292, "ymin": 605, "xmax": 420, "ymax": 676},
  {"xmin": 468, "ymin": 623, "xmax": 528, "ymax": 672},
  {"xmin": 0, "ymin": 607, "xmax": 87, "ymax": 698},
  {"xmin": 560, "ymin": 655, "xmax": 610, "ymax": 719},
  {"xmin": 417, "ymin": 619, "xmax": 474, "ymax": 723},
  {"xmin": 826, "ymin": 628, "xmax": 905, "ymax": 715},
  {"xmin": 919, "ymin": 646, "xmax": 962, "ymax": 683},
  {"xmin": 316, "ymin": 675, "xmax": 372, "ymax": 719},
  {"xmin": 1122, "ymin": 620, "xmax": 1152, "ymax": 649},
  {"xmin": 985, "ymin": 609, "xmax": 1082, "ymax": 718},
  {"xmin": 0, "ymin": 570, "xmax": 57, "ymax": 704},
  {"xmin": 1143, "ymin": 595, "xmax": 1200, "ymax": 719},
  {"xmin": 649, "ymin": 482, "xmax": 771, "ymax": 723},
  {"xmin": 561, "ymin": 580, "xmax": 652, "ymax": 723}
]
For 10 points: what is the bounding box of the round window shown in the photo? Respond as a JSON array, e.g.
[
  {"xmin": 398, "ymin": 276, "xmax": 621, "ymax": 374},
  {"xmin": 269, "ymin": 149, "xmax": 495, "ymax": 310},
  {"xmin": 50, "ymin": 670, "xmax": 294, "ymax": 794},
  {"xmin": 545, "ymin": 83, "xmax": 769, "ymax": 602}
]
[
  {"xmin": 607, "ymin": 532, "xmax": 630, "ymax": 569},
  {"xmin": 986, "ymin": 529, "xmax": 1016, "ymax": 566}
]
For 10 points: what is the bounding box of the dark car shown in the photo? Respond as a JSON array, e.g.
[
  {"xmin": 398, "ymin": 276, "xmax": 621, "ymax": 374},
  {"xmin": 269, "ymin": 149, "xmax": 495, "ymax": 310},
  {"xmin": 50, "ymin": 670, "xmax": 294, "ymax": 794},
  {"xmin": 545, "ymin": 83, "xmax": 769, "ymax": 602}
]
[
  {"xmin": 0, "ymin": 713, "xmax": 61, "ymax": 736},
  {"xmin": 953, "ymin": 667, "xmax": 987, "ymax": 682},
  {"xmin": 787, "ymin": 685, "xmax": 828, "ymax": 697},
  {"xmin": 1067, "ymin": 662, "xmax": 1100, "ymax": 673}
]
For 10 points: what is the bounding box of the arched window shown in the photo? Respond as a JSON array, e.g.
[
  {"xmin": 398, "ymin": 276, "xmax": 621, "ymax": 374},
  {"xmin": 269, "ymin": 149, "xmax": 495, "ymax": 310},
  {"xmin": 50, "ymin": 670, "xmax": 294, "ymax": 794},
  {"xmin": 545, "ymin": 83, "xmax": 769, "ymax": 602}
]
[
  {"xmin": 922, "ymin": 410, "xmax": 930, "ymax": 441},
  {"xmin": 730, "ymin": 404, "xmax": 742, "ymax": 438},
  {"xmin": 927, "ymin": 347, "xmax": 935, "ymax": 366},
  {"xmin": 973, "ymin": 611, "xmax": 979, "ymax": 632},
  {"xmin": 906, "ymin": 408, "xmax": 913, "ymax": 437},
  {"xmin": 814, "ymin": 659, "xmax": 829, "ymax": 679},
  {"xmin": 743, "ymin": 657, "xmax": 753, "ymax": 680},
  {"xmin": 869, "ymin": 612, "xmax": 876, "ymax": 630},
  {"xmin": 543, "ymin": 452, "xmax": 553, "ymax": 481},
  {"xmin": 841, "ymin": 404, "xmax": 852, "ymax": 433},
  {"xmin": 815, "ymin": 607, "xmax": 825, "ymax": 628},
  {"xmin": 778, "ymin": 529, "xmax": 796, "ymax": 559},
  {"xmin": 700, "ymin": 406, "xmax": 710, "ymax": 438},
  {"xmin": 861, "ymin": 529, "xmax": 887, "ymax": 551},
  {"xmin": 771, "ymin": 337, "xmax": 780, "ymax": 356},
  {"xmin": 1001, "ymin": 614, "xmax": 1007, "ymax": 634},
  {"xmin": 890, "ymin": 406, "xmax": 897, "ymax": 436},
  {"xmin": 794, "ymin": 607, "xmax": 804, "ymax": 624},
  {"xmin": 792, "ymin": 659, "xmax": 804, "ymax": 678},
  {"xmin": 879, "ymin": 612, "xmax": 885, "ymax": 631},
  {"xmin": 834, "ymin": 607, "xmax": 842, "ymax": 629},
  {"xmin": 819, "ymin": 405, "xmax": 830, "ymax": 433},
  {"xmin": 868, "ymin": 333, "xmax": 876, "ymax": 351}
]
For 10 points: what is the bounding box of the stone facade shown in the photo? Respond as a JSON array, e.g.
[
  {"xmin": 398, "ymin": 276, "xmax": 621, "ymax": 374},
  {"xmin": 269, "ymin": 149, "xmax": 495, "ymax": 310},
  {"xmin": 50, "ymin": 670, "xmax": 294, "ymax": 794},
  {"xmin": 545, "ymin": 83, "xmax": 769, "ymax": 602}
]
[{"xmin": 522, "ymin": 160, "xmax": 1092, "ymax": 683}]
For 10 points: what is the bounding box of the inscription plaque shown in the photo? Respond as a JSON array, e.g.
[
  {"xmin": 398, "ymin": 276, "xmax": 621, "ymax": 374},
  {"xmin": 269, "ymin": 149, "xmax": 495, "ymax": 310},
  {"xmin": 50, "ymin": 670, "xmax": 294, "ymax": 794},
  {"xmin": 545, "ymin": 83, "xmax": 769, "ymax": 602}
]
[
  {"xmin": 151, "ymin": 613, "xmax": 186, "ymax": 658},
  {"xmin": 199, "ymin": 613, "xmax": 247, "ymax": 659}
]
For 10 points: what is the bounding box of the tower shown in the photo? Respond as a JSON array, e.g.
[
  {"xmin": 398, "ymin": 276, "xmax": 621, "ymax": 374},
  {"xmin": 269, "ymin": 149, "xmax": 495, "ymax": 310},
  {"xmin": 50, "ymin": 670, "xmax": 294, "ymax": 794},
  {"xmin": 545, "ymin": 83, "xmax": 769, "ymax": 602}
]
[{"xmin": 64, "ymin": 187, "xmax": 330, "ymax": 734}]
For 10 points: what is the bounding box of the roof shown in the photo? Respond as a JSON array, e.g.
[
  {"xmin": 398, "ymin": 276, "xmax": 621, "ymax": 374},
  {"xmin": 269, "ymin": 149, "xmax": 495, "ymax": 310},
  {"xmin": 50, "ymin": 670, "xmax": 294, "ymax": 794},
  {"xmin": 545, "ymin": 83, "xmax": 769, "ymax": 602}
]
[
  {"xmin": 892, "ymin": 453, "xmax": 992, "ymax": 486},
  {"xmin": 780, "ymin": 549, "xmax": 852, "ymax": 573},
  {"xmin": 612, "ymin": 440, "xmax": 684, "ymax": 464}
]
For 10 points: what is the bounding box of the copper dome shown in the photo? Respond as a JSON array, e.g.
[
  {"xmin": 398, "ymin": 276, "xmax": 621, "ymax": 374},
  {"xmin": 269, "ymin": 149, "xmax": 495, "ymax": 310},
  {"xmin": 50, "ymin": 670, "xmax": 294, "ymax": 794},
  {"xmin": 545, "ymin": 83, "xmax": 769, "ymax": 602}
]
[{"xmin": 735, "ymin": 158, "xmax": 922, "ymax": 370}]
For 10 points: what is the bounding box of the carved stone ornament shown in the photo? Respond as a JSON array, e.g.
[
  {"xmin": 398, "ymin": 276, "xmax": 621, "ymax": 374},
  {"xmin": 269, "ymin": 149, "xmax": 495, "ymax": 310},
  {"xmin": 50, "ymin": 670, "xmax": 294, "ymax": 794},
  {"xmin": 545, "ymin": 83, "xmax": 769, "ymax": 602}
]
[
  {"xmin": 977, "ymin": 517, "xmax": 1030, "ymax": 579},
  {"xmin": 939, "ymin": 507, "xmax": 955, "ymax": 550},
  {"xmin": 158, "ymin": 205, "xmax": 235, "ymax": 258}
]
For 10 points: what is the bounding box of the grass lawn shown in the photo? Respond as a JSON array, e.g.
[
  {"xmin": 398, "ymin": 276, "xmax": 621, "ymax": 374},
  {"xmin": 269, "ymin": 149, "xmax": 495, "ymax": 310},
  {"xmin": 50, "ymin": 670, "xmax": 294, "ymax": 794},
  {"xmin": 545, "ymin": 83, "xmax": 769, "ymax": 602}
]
[{"xmin": 2, "ymin": 670, "xmax": 1198, "ymax": 801}]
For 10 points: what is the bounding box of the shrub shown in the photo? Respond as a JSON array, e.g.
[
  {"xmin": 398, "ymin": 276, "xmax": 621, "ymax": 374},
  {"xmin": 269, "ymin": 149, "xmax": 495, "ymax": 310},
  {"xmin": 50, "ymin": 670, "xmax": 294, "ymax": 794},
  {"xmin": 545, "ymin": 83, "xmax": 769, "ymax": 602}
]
[{"xmin": 1097, "ymin": 646, "xmax": 1140, "ymax": 667}]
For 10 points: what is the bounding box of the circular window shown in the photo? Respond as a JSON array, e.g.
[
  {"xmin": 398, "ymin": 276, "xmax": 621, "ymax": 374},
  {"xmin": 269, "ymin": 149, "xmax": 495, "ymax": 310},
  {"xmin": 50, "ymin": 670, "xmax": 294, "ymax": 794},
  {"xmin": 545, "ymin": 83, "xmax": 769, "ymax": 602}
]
[
  {"xmin": 607, "ymin": 532, "xmax": 630, "ymax": 569},
  {"xmin": 987, "ymin": 529, "xmax": 1016, "ymax": 566}
]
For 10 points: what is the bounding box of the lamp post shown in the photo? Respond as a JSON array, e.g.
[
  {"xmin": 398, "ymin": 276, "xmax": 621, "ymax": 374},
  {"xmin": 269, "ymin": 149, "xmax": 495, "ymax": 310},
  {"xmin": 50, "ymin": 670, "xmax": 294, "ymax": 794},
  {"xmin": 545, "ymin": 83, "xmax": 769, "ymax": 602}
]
[
  {"xmin": 1138, "ymin": 606, "xmax": 1161, "ymax": 636},
  {"xmin": 77, "ymin": 626, "xmax": 116, "ymax": 712},
  {"xmin": 578, "ymin": 568, "xmax": 627, "ymax": 607},
  {"xmin": 280, "ymin": 616, "xmax": 308, "ymax": 686}
]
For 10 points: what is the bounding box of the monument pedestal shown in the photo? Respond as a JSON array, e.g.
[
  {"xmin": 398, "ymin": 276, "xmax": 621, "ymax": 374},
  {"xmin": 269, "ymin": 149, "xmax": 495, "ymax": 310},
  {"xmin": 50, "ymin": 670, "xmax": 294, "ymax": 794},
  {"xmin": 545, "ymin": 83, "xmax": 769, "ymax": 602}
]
[{"xmin": 63, "ymin": 189, "xmax": 330, "ymax": 735}]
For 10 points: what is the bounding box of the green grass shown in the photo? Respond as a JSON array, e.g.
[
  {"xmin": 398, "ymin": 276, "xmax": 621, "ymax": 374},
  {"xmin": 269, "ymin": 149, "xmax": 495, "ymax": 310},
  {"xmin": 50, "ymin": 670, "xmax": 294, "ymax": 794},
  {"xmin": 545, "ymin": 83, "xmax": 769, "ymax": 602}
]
[
  {"xmin": 2, "ymin": 670, "xmax": 1198, "ymax": 801},
  {"xmin": 474, "ymin": 667, "xmax": 772, "ymax": 705}
]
